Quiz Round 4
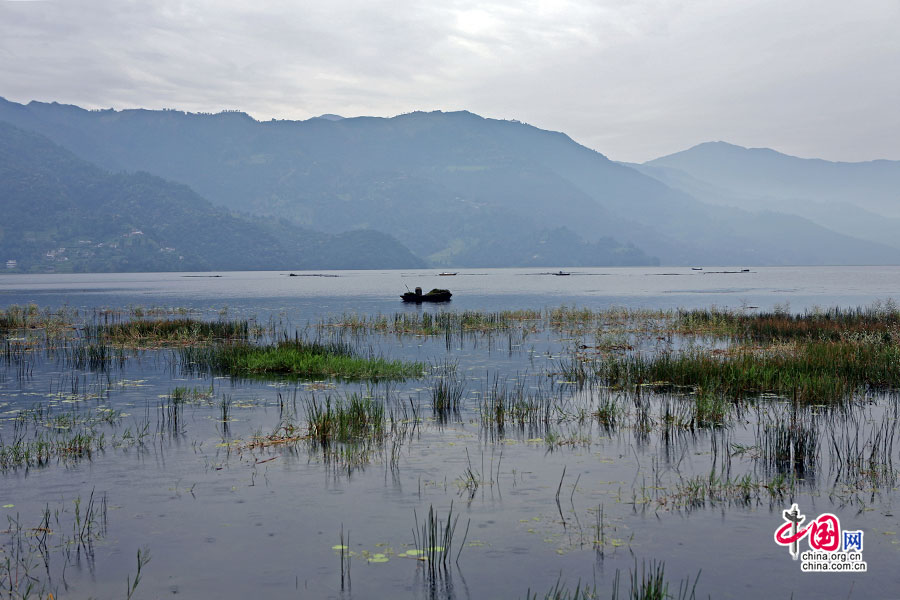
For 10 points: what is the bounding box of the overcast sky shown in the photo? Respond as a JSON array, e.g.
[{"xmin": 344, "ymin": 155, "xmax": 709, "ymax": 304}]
[{"xmin": 1, "ymin": 0, "xmax": 898, "ymax": 162}]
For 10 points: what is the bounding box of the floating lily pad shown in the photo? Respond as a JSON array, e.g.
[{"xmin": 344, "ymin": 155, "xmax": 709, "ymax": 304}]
[
  {"xmin": 332, "ymin": 544, "xmax": 348, "ymax": 550},
  {"xmin": 2, "ymin": 504, "xmax": 13, "ymax": 509}
]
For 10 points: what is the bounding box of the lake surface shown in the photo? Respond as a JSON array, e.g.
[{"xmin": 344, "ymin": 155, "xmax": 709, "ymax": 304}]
[
  {"xmin": 3, "ymin": 265, "xmax": 900, "ymax": 315},
  {"xmin": 1, "ymin": 266, "xmax": 898, "ymax": 599}
]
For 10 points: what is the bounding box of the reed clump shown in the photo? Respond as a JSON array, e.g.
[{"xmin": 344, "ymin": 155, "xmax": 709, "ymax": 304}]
[
  {"xmin": 0, "ymin": 304, "xmax": 76, "ymax": 334},
  {"xmin": 0, "ymin": 430, "xmax": 103, "ymax": 470},
  {"xmin": 180, "ymin": 339, "xmax": 423, "ymax": 380},
  {"xmin": 596, "ymin": 340, "xmax": 900, "ymax": 404},
  {"xmin": 327, "ymin": 309, "xmax": 541, "ymax": 336},
  {"xmin": 690, "ymin": 388, "xmax": 730, "ymax": 427},
  {"xmin": 669, "ymin": 473, "xmax": 759, "ymax": 508},
  {"xmin": 431, "ymin": 362, "xmax": 466, "ymax": 421},
  {"xmin": 170, "ymin": 384, "xmax": 215, "ymax": 404},
  {"xmin": 68, "ymin": 340, "xmax": 127, "ymax": 371},
  {"xmin": 524, "ymin": 560, "xmax": 699, "ymax": 600},
  {"xmin": 480, "ymin": 375, "xmax": 553, "ymax": 434},
  {"xmin": 548, "ymin": 305, "xmax": 668, "ymax": 329},
  {"xmin": 761, "ymin": 416, "xmax": 819, "ymax": 478},
  {"xmin": 675, "ymin": 303, "xmax": 900, "ymax": 342},
  {"xmin": 88, "ymin": 318, "xmax": 251, "ymax": 346},
  {"xmin": 0, "ymin": 493, "xmax": 111, "ymax": 599},
  {"xmin": 524, "ymin": 579, "xmax": 598, "ymax": 600},
  {"xmin": 0, "ymin": 419, "xmax": 149, "ymax": 471},
  {"xmin": 0, "ymin": 414, "xmax": 109, "ymax": 470},
  {"xmin": 594, "ymin": 396, "xmax": 622, "ymax": 429},
  {"xmin": 412, "ymin": 503, "xmax": 464, "ymax": 580},
  {"xmin": 618, "ymin": 560, "xmax": 699, "ymax": 600},
  {"xmin": 306, "ymin": 394, "xmax": 386, "ymax": 445},
  {"xmin": 826, "ymin": 403, "xmax": 898, "ymax": 488}
]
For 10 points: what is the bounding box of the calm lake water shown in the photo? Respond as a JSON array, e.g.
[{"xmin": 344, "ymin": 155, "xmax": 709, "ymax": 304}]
[
  {"xmin": 3, "ymin": 265, "xmax": 900, "ymax": 315},
  {"xmin": 1, "ymin": 266, "xmax": 898, "ymax": 599}
]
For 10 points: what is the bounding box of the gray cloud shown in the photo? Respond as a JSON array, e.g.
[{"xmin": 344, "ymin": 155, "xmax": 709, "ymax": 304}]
[{"xmin": 1, "ymin": 0, "xmax": 898, "ymax": 161}]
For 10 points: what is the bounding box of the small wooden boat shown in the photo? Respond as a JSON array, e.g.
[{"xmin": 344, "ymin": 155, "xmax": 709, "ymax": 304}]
[
  {"xmin": 691, "ymin": 267, "xmax": 703, "ymax": 271},
  {"xmin": 402, "ymin": 287, "xmax": 452, "ymax": 303},
  {"xmin": 553, "ymin": 271, "xmax": 571, "ymax": 276}
]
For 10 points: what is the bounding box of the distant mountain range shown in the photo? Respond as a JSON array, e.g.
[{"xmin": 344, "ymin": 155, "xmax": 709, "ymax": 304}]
[
  {"xmin": 645, "ymin": 141, "xmax": 900, "ymax": 215},
  {"xmin": 0, "ymin": 121, "xmax": 424, "ymax": 272},
  {"xmin": 1, "ymin": 97, "xmax": 899, "ymax": 272},
  {"xmin": 632, "ymin": 141, "xmax": 900, "ymax": 252}
]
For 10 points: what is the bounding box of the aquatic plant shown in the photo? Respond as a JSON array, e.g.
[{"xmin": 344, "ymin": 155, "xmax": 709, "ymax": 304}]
[
  {"xmin": 0, "ymin": 304, "xmax": 76, "ymax": 333},
  {"xmin": 219, "ymin": 395, "xmax": 233, "ymax": 423},
  {"xmin": 326, "ymin": 309, "xmax": 541, "ymax": 336},
  {"xmin": 87, "ymin": 317, "xmax": 251, "ymax": 346},
  {"xmin": 760, "ymin": 411, "xmax": 819, "ymax": 478},
  {"xmin": 617, "ymin": 560, "xmax": 699, "ymax": 600},
  {"xmin": 0, "ymin": 493, "xmax": 111, "ymax": 599},
  {"xmin": 524, "ymin": 560, "xmax": 699, "ymax": 600},
  {"xmin": 0, "ymin": 402, "xmax": 151, "ymax": 471},
  {"xmin": 68, "ymin": 339, "xmax": 126, "ymax": 371},
  {"xmin": 524, "ymin": 578, "xmax": 598, "ymax": 600},
  {"xmin": 690, "ymin": 387, "xmax": 730, "ymax": 428},
  {"xmin": 0, "ymin": 425, "xmax": 106, "ymax": 470},
  {"xmin": 337, "ymin": 525, "xmax": 350, "ymax": 591},
  {"xmin": 430, "ymin": 361, "xmax": 466, "ymax": 422},
  {"xmin": 411, "ymin": 502, "xmax": 465, "ymax": 580},
  {"xmin": 592, "ymin": 340, "xmax": 900, "ymax": 404},
  {"xmin": 125, "ymin": 548, "xmax": 151, "ymax": 600},
  {"xmin": 826, "ymin": 400, "xmax": 898, "ymax": 488},
  {"xmin": 594, "ymin": 396, "xmax": 622, "ymax": 429},
  {"xmin": 306, "ymin": 393, "xmax": 386, "ymax": 446},
  {"xmin": 480, "ymin": 374, "xmax": 555, "ymax": 436},
  {"xmin": 179, "ymin": 338, "xmax": 423, "ymax": 381},
  {"xmin": 675, "ymin": 303, "xmax": 900, "ymax": 342},
  {"xmin": 666, "ymin": 472, "xmax": 760, "ymax": 509}
]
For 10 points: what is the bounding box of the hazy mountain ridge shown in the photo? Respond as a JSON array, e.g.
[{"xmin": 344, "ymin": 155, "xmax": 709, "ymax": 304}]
[
  {"xmin": 0, "ymin": 99, "xmax": 661, "ymax": 267},
  {"xmin": 2, "ymin": 98, "xmax": 899, "ymax": 267},
  {"xmin": 647, "ymin": 141, "xmax": 900, "ymax": 216},
  {"xmin": 0, "ymin": 121, "xmax": 426, "ymax": 272},
  {"xmin": 638, "ymin": 141, "xmax": 900, "ymax": 251}
]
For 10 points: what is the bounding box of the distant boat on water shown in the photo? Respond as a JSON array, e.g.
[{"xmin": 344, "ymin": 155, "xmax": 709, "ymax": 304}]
[
  {"xmin": 438, "ymin": 272, "xmax": 458, "ymax": 276},
  {"xmin": 692, "ymin": 267, "xmax": 703, "ymax": 271},
  {"xmin": 402, "ymin": 287, "xmax": 452, "ymax": 303},
  {"xmin": 553, "ymin": 271, "xmax": 571, "ymax": 276}
]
